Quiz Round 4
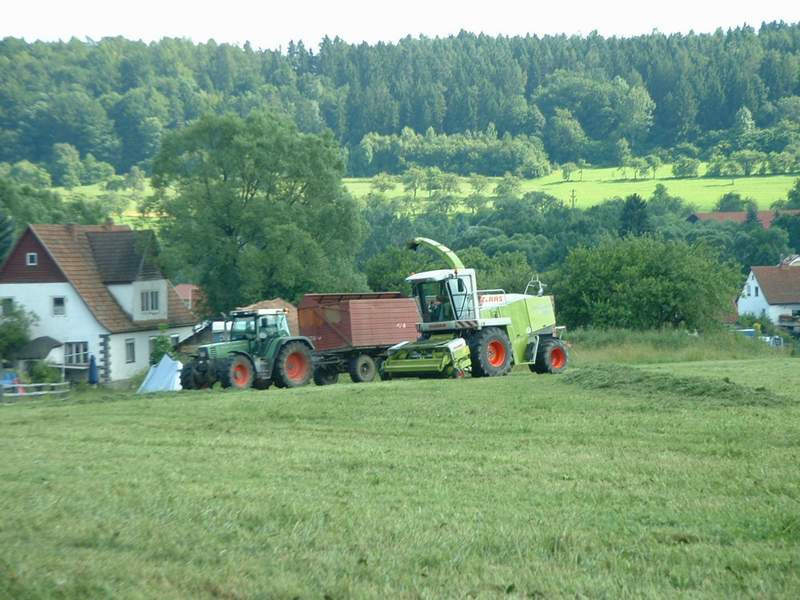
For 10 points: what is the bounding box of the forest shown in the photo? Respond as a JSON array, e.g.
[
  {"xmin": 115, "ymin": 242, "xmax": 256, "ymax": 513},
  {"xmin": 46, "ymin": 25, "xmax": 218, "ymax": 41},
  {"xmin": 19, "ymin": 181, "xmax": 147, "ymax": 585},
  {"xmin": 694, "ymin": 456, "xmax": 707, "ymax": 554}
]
[{"xmin": 1, "ymin": 23, "xmax": 800, "ymax": 176}]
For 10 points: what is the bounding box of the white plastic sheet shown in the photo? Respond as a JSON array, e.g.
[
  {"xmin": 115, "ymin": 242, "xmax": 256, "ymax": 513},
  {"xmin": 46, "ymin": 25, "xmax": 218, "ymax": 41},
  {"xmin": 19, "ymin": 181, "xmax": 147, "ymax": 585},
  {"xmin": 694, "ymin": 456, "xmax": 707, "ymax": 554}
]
[{"xmin": 137, "ymin": 355, "xmax": 184, "ymax": 394}]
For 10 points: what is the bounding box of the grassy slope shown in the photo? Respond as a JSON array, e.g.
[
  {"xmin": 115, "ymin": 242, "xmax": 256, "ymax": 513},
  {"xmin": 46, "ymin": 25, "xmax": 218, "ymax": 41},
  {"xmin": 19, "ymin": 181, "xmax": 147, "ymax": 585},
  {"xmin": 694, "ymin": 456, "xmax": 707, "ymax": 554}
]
[
  {"xmin": 1, "ymin": 357, "xmax": 799, "ymax": 598},
  {"xmin": 344, "ymin": 165, "xmax": 799, "ymax": 210}
]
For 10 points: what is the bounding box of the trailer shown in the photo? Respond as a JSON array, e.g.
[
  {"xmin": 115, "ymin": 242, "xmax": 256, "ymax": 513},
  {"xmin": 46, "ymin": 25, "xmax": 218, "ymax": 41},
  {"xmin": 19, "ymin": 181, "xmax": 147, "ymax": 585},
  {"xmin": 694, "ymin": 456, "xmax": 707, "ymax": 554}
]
[{"xmin": 298, "ymin": 293, "xmax": 420, "ymax": 384}]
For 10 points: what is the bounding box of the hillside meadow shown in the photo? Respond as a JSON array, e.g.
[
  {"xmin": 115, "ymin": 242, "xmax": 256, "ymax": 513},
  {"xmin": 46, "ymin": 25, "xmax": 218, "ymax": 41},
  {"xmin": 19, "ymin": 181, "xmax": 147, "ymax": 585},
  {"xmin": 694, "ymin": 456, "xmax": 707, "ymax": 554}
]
[
  {"xmin": 48, "ymin": 165, "xmax": 799, "ymax": 223},
  {"xmin": 1, "ymin": 346, "xmax": 798, "ymax": 598},
  {"xmin": 344, "ymin": 165, "xmax": 799, "ymax": 211}
]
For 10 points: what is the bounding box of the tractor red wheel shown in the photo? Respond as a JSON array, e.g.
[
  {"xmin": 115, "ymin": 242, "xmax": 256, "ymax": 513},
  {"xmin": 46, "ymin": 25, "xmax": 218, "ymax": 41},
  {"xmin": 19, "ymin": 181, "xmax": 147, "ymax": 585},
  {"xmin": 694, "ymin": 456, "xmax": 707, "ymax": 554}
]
[
  {"xmin": 274, "ymin": 342, "xmax": 313, "ymax": 388},
  {"xmin": 468, "ymin": 327, "xmax": 512, "ymax": 377},
  {"xmin": 219, "ymin": 355, "xmax": 254, "ymax": 389}
]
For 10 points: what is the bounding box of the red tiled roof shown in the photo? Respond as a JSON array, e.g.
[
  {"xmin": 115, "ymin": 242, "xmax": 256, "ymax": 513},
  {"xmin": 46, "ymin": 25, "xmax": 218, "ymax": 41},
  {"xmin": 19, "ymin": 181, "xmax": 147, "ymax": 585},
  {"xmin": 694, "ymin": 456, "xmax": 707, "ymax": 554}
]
[
  {"xmin": 752, "ymin": 264, "xmax": 800, "ymax": 304},
  {"xmin": 689, "ymin": 210, "xmax": 800, "ymax": 229},
  {"xmin": 28, "ymin": 224, "xmax": 196, "ymax": 333}
]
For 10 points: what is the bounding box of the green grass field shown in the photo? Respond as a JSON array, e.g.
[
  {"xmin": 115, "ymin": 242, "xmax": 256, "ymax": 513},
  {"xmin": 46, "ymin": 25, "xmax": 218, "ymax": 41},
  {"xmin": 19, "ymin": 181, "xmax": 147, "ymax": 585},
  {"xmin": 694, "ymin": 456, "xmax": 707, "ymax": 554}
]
[
  {"xmin": 344, "ymin": 165, "xmax": 799, "ymax": 211},
  {"xmin": 2, "ymin": 349, "xmax": 798, "ymax": 598}
]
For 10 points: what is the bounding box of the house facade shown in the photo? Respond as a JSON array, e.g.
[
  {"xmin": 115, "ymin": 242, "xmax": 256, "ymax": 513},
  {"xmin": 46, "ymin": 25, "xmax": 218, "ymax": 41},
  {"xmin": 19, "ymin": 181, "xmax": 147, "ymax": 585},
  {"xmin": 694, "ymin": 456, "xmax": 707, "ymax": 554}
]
[
  {"xmin": 737, "ymin": 257, "xmax": 800, "ymax": 335},
  {"xmin": 0, "ymin": 223, "xmax": 197, "ymax": 381}
]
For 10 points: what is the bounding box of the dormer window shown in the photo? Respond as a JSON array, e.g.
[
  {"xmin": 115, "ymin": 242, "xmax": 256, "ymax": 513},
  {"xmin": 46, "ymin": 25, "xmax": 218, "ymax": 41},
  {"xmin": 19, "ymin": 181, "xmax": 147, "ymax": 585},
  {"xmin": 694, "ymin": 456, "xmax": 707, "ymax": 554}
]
[
  {"xmin": 141, "ymin": 290, "xmax": 160, "ymax": 313},
  {"xmin": 26, "ymin": 252, "xmax": 38, "ymax": 266}
]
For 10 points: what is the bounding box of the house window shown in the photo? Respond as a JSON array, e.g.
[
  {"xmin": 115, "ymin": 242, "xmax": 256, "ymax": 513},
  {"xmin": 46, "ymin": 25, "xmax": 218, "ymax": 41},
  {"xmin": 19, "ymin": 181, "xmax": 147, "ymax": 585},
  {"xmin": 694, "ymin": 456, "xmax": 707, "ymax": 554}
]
[
  {"xmin": 141, "ymin": 290, "xmax": 160, "ymax": 313},
  {"xmin": 125, "ymin": 339, "xmax": 136, "ymax": 363},
  {"xmin": 64, "ymin": 342, "xmax": 89, "ymax": 365},
  {"xmin": 0, "ymin": 298, "xmax": 13, "ymax": 316},
  {"xmin": 745, "ymin": 284, "xmax": 751, "ymax": 296},
  {"xmin": 171, "ymin": 334, "xmax": 180, "ymax": 348},
  {"xmin": 25, "ymin": 252, "xmax": 38, "ymax": 266},
  {"xmin": 53, "ymin": 296, "xmax": 66, "ymax": 316},
  {"xmin": 754, "ymin": 286, "xmax": 759, "ymax": 297}
]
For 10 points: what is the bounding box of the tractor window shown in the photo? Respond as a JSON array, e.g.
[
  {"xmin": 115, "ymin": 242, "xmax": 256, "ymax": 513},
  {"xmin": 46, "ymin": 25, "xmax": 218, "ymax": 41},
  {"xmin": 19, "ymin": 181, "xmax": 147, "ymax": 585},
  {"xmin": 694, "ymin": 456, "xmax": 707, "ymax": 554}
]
[
  {"xmin": 230, "ymin": 318, "xmax": 256, "ymax": 340},
  {"xmin": 415, "ymin": 281, "xmax": 454, "ymax": 322},
  {"xmin": 447, "ymin": 275, "xmax": 475, "ymax": 320},
  {"xmin": 258, "ymin": 314, "xmax": 291, "ymax": 337}
]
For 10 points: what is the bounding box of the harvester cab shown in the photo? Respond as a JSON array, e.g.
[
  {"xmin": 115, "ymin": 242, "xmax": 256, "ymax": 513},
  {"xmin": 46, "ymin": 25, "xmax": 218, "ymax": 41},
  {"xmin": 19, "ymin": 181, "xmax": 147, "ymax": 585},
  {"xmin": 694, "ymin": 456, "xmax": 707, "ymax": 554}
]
[
  {"xmin": 382, "ymin": 237, "xmax": 569, "ymax": 379},
  {"xmin": 180, "ymin": 308, "xmax": 315, "ymax": 391}
]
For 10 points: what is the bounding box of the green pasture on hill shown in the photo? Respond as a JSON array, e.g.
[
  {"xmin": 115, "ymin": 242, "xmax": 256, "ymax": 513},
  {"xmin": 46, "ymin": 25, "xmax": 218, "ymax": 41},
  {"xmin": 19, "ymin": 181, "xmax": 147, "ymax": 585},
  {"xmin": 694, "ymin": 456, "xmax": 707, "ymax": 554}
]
[
  {"xmin": 1, "ymin": 354, "xmax": 798, "ymax": 598},
  {"xmin": 344, "ymin": 165, "xmax": 799, "ymax": 211},
  {"xmin": 50, "ymin": 165, "xmax": 797, "ymax": 222}
]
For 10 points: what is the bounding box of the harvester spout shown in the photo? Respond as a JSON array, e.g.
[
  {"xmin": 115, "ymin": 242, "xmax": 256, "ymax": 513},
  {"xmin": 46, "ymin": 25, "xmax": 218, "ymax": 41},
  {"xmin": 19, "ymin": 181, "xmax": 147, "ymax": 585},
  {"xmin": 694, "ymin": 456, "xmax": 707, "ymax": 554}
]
[{"xmin": 407, "ymin": 237, "xmax": 464, "ymax": 270}]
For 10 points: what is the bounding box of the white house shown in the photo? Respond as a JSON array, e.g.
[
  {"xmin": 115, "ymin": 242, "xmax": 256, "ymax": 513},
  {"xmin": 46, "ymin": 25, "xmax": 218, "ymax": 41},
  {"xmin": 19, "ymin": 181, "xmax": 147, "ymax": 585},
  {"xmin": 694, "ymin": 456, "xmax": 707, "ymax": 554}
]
[
  {"xmin": 0, "ymin": 223, "xmax": 197, "ymax": 382},
  {"xmin": 737, "ymin": 256, "xmax": 800, "ymax": 335}
]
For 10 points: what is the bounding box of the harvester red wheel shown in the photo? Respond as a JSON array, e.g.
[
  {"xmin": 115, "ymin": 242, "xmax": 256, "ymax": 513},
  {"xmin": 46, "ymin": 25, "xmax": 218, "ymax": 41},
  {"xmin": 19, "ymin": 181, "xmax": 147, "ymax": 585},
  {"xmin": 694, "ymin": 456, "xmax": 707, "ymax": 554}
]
[
  {"xmin": 348, "ymin": 354, "xmax": 376, "ymax": 383},
  {"xmin": 530, "ymin": 338, "xmax": 569, "ymax": 374},
  {"xmin": 274, "ymin": 342, "xmax": 313, "ymax": 388},
  {"xmin": 469, "ymin": 327, "xmax": 512, "ymax": 377},
  {"xmin": 219, "ymin": 356, "xmax": 255, "ymax": 389}
]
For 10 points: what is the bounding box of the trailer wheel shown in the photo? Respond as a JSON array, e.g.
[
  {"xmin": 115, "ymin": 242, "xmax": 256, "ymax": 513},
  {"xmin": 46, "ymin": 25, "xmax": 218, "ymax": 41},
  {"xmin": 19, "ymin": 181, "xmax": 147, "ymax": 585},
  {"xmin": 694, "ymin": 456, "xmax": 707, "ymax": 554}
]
[
  {"xmin": 530, "ymin": 339, "xmax": 569, "ymax": 374},
  {"xmin": 253, "ymin": 378, "xmax": 272, "ymax": 390},
  {"xmin": 313, "ymin": 366, "xmax": 339, "ymax": 386},
  {"xmin": 219, "ymin": 356, "xmax": 255, "ymax": 389},
  {"xmin": 348, "ymin": 354, "xmax": 376, "ymax": 383},
  {"xmin": 469, "ymin": 327, "xmax": 512, "ymax": 377},
  {"xmin": 274, "ymin": 342, "xmax": 313, "ymax": 388}
]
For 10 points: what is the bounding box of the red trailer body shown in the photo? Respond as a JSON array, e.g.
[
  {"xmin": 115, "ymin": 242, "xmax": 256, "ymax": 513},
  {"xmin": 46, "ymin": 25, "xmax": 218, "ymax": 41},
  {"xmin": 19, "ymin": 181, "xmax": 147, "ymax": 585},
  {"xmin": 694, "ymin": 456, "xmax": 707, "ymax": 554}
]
[{"xmin": 298, "ymin": 292, "xmax": 419, "ymax": 351}]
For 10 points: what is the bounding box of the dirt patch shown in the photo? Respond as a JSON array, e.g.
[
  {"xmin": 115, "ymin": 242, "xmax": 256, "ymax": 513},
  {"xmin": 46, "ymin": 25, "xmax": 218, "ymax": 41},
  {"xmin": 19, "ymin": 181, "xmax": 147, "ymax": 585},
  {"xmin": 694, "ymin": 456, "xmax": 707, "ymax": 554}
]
[{"xmin": 562, "ymin": 364, "xmax": 787, "ymax": 406}]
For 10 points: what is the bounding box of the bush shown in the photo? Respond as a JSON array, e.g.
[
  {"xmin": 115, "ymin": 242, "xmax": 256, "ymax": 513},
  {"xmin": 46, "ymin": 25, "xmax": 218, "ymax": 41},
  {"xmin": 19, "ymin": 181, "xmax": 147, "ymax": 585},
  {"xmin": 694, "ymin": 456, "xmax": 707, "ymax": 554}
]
[{"xmin": 28, "ymin": 361, "xmax": 62, "ymax": 383}]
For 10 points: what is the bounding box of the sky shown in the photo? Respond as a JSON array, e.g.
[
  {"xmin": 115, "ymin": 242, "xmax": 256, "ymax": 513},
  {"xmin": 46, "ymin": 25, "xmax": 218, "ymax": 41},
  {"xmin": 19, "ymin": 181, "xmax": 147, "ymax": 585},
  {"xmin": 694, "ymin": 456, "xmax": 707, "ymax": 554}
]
[{"xmin": 3, "ymin": 0, "xmax": 800, "ymax": 50}]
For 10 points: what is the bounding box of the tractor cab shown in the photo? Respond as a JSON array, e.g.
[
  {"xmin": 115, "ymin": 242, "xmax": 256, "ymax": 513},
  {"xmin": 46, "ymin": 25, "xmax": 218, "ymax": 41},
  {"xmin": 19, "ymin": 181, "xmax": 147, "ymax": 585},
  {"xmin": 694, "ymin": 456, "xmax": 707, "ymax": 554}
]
[
  {"xmin": 407, "ymin": 268, "xmax": 479, "ymax": 324},
  {"xmin": 229, "ymin": 309, "xmax": 291, "ymax": 342}
]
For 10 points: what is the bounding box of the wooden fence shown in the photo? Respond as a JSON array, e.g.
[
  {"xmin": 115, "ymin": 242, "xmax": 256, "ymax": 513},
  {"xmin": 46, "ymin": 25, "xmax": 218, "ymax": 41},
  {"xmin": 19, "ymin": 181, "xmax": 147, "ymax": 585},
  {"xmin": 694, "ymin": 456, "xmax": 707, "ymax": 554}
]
[{"xmin": 0, "ymin": 382, "xmax": 70, "ymax": 403}]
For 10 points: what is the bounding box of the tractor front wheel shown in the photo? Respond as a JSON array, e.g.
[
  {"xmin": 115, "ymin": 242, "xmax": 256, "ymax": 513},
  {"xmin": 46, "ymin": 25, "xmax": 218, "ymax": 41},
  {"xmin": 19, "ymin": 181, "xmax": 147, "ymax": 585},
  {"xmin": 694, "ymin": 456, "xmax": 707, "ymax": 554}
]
[
  {"xmin": 219, "ymin": 356, "xmax": 255, "ymax": 390},
  {"xmin": 469, "ymin": 327, "xmax": 513, "ymax": 377},
  {"xmin": 530, "ymin": 338, "xmax": 569, "ymax": 374},
  {"xmin": 274, "ymin": 342, "xmax": 313, "ymax": 388},
  {"xmin": 348, "ymin": 354, "xmax": 376, "ymax": 383}
]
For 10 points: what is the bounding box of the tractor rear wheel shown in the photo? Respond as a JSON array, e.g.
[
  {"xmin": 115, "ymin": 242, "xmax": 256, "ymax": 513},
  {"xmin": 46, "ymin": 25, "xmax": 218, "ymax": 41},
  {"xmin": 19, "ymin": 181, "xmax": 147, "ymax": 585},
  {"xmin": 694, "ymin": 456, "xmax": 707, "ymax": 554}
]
[
  {"xmin": 530, "ymin": 338, "xmax": 569, "ymax": 374},
  {"xmin": 469, "ymin": 327, "xmax": 512, "ymax": 377},
  {"xmin": 219, "ymin": 356, "xmax": 255, "ymax": 390},
  {"xmin": 313, "ymin": 366, "xmax": 339, "ymax": 386},
  {"xmin": 348, "ymin": 354, "xmax": 376, "ymax": 383},
  {"xmin": 274, "ymin": 342, "xmax": 313, "ymax": 388}
]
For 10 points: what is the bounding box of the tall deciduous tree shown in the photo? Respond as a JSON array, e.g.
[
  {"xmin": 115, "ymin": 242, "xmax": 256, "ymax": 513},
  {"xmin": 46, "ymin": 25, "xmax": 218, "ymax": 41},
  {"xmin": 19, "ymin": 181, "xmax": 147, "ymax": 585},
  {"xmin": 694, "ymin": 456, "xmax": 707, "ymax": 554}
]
[{"xmin": 150, "ymin": 112, "xmax": 366, "ymax": 313}]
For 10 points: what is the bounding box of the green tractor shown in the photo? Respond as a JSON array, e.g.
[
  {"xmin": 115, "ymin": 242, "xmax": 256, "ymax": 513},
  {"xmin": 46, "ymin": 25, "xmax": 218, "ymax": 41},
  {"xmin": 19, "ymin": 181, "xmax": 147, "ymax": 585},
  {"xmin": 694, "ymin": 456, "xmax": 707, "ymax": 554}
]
[
  {"xmin": 181, "ymin": 309, "xmax": 315, "ymax": 390},
  {"xmin": 382, "ymin": 238, "xmax": 569, "ymax": 378}
]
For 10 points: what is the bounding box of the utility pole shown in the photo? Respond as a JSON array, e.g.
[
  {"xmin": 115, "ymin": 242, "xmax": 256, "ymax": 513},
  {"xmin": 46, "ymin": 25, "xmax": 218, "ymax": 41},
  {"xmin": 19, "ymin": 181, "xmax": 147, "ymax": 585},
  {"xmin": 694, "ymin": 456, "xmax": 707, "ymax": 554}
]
[{"xmin": 570, "ymin": 189, "xmax": 577, "ymax": 209}]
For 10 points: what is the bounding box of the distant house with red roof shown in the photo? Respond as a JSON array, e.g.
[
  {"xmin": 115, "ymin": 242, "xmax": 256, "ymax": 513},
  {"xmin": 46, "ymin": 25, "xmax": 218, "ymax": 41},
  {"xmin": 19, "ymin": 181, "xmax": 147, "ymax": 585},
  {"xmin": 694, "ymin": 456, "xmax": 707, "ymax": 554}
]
[
  {"xmin": 0, "ymin": 223, "xmax": 198, "ymax": 381},
  {"xmin": 737, "ymin": 256, "xmax": 800, "ymax": 335},
  {"xmin": 687, "ymin": 210, "xmax": 800, "ymax": 229}
]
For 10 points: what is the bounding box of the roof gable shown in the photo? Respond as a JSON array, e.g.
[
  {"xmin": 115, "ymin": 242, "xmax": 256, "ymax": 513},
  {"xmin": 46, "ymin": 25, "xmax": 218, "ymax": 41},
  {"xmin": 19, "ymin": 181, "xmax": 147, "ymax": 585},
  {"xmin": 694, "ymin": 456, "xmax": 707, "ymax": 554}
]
[
  {"xmin": 0, "ymin": 228, "xmax": 67, "ymax": 284},
  {"xmin": 751, "ymin": 265, "xmax": 800, "ymax": 304}
]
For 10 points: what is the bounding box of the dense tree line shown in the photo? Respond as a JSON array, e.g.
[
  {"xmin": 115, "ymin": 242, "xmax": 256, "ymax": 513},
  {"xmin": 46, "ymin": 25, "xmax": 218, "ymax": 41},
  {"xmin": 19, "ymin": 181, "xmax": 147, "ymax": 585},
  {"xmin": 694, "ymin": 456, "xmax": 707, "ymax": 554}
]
[{"xmin": 2, "ymin": 24, "xmax": 800, "ymax": 176}]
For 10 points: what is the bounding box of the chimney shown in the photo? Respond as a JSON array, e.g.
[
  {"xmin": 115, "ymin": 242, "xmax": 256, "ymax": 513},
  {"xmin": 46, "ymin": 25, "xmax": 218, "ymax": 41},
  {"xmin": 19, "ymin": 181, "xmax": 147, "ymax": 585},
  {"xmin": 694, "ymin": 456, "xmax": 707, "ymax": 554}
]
[
  {"xmin": 103, "ymin": 218, "xmax": 114, "ymax": 231},
  {"xmin": 66, "ymin": 223, "xmax": 77, "ymax": 240}
]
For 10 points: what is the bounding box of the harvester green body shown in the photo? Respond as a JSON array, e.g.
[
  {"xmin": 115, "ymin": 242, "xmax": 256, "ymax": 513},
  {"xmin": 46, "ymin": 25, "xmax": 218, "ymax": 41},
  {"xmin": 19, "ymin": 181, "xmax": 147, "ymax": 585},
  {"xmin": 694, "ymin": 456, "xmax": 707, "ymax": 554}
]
[
  {"xmin": 382, "ymin": 238, "xmax": 568, "ymax": 378},
  {"xmin": 181, "ymin": 309, "xmax": 315, "ymax": 390}
]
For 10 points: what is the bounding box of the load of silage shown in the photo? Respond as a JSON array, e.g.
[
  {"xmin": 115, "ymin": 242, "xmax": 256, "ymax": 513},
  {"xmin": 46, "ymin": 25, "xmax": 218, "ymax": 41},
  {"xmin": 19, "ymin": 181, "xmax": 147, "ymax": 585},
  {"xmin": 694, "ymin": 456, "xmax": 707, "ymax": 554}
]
[{"xmin": 562, "ymin": 364, "xmax": 786, "ymax": 406}]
